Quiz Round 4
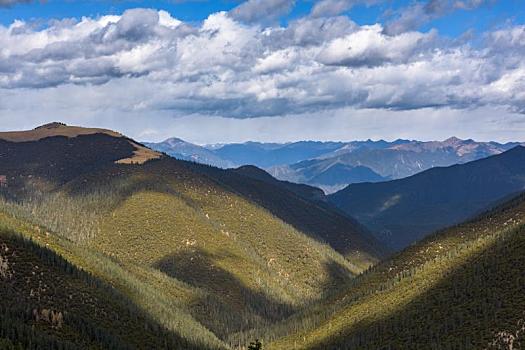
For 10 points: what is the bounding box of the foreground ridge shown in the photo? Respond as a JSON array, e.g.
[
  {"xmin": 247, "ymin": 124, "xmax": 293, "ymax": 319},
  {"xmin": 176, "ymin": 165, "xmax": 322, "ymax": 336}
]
[
  {"xmin": 0, "ymin": 124, "xmax": 384, "ymax": 349},
  {"xmin": 266, "ymin": 192, "xmax": 525, "ymax": 349}
]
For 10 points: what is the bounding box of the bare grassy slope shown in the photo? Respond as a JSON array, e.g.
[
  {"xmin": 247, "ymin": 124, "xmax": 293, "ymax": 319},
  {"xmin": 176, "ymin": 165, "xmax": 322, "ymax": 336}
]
[
  {"xmin": 0, "ymin": 122, "xmax": 160, "ymax": 165},
  {"xmin": 0, "ymin": 122, "xmax": 122, "ymax": 141}
]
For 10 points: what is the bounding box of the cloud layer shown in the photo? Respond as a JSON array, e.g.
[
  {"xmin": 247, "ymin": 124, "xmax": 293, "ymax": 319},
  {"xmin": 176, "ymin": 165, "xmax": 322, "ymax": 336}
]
[
  {"xmin": 0, "ymin": 4, "xmax": 524, "ymax": 124},
  {"xmin": 384, "ymin": 0, "xmax": 491, "ymax": 35}
]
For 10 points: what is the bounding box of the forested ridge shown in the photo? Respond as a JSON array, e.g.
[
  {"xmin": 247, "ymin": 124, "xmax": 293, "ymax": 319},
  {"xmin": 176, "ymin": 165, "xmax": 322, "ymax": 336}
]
[{"xmin": 0, "ymin": 125, "xmax": 523, "ymax": 350}]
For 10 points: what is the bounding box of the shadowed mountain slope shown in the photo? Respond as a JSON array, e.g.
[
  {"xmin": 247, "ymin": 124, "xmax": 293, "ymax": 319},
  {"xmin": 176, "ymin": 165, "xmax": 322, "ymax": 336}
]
[
  {"xmin": 0, "ymin": 228, "xmax": 204, "ymax": 350},
  {"xmin": 0, "ymin": 123, "xmax": 385, "ymax": 349},
  {"xmin": 329, "ymin": 146, "xmax": 525, "ymax": 250},
  {"xmin": 265, "ymin": 191, "xmax": 525, "ymax": 349},
  {"xmin": 232, "ymin": 165, "xmax": 326, "ymax": 202}
]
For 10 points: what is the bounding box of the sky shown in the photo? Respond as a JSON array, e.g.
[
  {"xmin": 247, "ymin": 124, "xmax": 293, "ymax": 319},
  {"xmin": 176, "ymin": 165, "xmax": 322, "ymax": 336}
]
[{"xmin": 0, "ymin": 0, "xmax": 524, "ymax": 144}]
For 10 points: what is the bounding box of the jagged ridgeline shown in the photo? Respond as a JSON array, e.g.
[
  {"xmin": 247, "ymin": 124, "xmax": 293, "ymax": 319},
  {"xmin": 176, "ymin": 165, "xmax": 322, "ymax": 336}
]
[
  {"xmin": 265, "ymin": 192, "xmax": 525, "ymax": 349},
  {"xmin": 0, "ymin": 123, "xmax": 385, "ymax": 349}
]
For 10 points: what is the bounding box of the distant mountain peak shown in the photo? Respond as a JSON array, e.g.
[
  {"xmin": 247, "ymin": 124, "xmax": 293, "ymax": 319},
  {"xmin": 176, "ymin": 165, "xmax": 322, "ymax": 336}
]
[
  {"xmin": 163, "ymin": 137, "xmax": 187, "ymax": 145},
  {"xmin": 444, "ymin": 136, "xmax": 463, "ymax": 143}
]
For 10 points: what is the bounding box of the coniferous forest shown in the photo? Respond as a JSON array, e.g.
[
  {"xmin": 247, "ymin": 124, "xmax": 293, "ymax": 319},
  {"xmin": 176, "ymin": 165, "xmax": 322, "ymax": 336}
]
[{"xmin": 0, "ymin": 124, "xmax": 523, "ymax": 349}]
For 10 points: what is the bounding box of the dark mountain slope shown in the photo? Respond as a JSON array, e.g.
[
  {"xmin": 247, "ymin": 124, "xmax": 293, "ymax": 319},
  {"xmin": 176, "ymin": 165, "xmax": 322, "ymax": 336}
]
[
  {"xmin": 232, "ymin": 165, "xmax": 326, "ymax": 201},
  {"xmin": 267, "ymin": 191, "xmax": 525, "ymax": 349},
  {"xmin": 0, "ymin": 122, "xmax": 160, "ymax": 187},
  {"xmin": 0, "ymin": 134, "xmax": 135, "ymax": 186},
  {"xmin": 0, "ymin": 229, "xmax": 204, "ymax": 350},
  {"xmin": 329, "ymin": 146, "xmax": 525, "ymax": 250},
  {"xmin": 0, "ymin": 123, "xmax": 385, "ymax": 348}
]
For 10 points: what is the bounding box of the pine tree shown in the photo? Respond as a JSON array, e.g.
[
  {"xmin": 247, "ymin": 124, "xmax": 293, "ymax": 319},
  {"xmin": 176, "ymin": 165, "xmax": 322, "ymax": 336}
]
[{"xmin": 248, "ymin": 339, "xmax": 262, "ymax": 350}]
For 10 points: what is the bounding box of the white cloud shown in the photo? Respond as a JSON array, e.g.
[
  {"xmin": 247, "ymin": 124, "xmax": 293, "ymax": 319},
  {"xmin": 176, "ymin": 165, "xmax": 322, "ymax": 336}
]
[
  {"xmin": 384, "ymin": 0, "xmax": 491, "ymax": 35},
  {"xmin": 0, "ymin": 7, "xmax": 523, "ymax": 139},
  {"xmin": 229, "ymin": 0, "xmax": 295, "ymax": 23},
  {"xmin": 316, "ymin": 25, "xmax": 436, "ymax": 67}
]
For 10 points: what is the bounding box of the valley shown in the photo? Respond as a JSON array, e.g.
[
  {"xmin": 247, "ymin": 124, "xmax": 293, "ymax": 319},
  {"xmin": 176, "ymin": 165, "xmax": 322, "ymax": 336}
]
[
  {"xmin": 1, "ymin": 2, "xmax": 524, "ymax": 349},
  {"xmin": 0, "ymin": 123, "xmax": 523, "ymax": 349}
]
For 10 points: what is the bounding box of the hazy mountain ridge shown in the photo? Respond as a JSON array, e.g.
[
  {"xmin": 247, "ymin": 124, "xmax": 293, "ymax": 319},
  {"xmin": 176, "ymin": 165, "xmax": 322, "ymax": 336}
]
[
  {"xmin": 147, "ymin": 137, "xmax": 523, "ymax": 194},
  {"xmin": 329, "ymin": 146, "xmax": 525, "ymax": 250},
  {"xmin": 145, "ymin": 138, "xmax": 235, "ymax": 169}
]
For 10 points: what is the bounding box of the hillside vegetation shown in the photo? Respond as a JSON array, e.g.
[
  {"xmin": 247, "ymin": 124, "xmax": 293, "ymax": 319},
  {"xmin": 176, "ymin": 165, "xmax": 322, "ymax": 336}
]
[
  {"xmin": 265, "ymin": 191, "xmax": 525, "ymax": 349},
  {"xmin": 0, "ymin": 124, "xmax": 384, "ymax": 349},
  {"xmin": 4, "ymin": 123, "xmax": 520, "ymax": 350},
  {"xmin": 0, "ymin": 227, "xmax": 205, "ymax": 350}
]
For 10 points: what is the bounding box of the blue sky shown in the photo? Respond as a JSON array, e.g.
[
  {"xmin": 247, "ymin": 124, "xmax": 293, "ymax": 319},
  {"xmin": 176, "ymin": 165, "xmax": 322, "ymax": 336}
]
[
  {"xmin": 0, "ymin": 0, "xmax": 524, "ymax": 143},
  {"xmin": 1, "ymin": 1, "xmax": 523, "ymax": 36}
]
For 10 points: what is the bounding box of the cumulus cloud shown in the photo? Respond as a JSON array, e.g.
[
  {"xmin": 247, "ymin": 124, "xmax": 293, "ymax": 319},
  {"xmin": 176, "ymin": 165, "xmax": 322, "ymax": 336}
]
[
  {"xmin": 229, "ymin": 0, "xmax": 295, "ymax": 23},
  {"xmin": 310, "ymin": 0, "xmax": 377, "ymax": 18},
  {"xmin": 0, "ymin": 7, "xmax": 524, "ymax": 121},
  {"xmin": 384, "ymin": 0, "xmax": 490, "ymax": 35},
  {"xmin": 316, "ymin": 25, "xmax": 436, "ymax": 67}
]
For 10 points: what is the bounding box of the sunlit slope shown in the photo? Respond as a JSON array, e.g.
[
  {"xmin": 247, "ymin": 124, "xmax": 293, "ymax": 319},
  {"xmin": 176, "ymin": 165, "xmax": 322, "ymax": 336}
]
[
  {"xmin": 83, "ymin": 160, "xmax": 359, "ymax": 339},
  {"xmin": 0, "ymin": 227, "xmax": 210, "ymax": 350},
  {"xmin": 0, "ymin": 211, "xmax": 227, "ymax": 349},
  {"xmin": 190, "ymin": 163, "xmax": 387, "ymax": 266},
  {"xmin": 0, "ymin": 124, "xmax": 384, "ymax": 348},
  {"xmin": 268, "ymin": 192, "xmax": 525, "ymax": 349}
]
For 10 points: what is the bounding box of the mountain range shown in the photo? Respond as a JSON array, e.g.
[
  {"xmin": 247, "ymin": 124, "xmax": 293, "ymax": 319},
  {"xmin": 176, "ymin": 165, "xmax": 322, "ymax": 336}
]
[
  {"xmin": 147, "ymin": 137, "xmax": 523, "ymax": 193},
  {"xmin": 1, "ymin": 123, "xmax": 524, "ymax": 349},
  {"xmin": 329, "ymin": 146, "xmax": 525, "ymax": 250},
  {"xmin": 144, "ymin": 138, "xmax": 236, "ymax": 169}
]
